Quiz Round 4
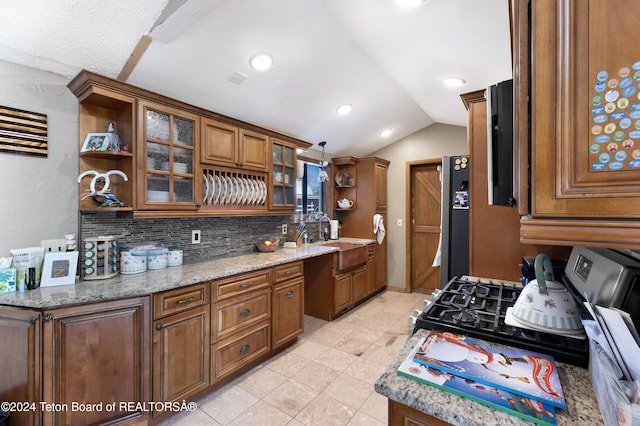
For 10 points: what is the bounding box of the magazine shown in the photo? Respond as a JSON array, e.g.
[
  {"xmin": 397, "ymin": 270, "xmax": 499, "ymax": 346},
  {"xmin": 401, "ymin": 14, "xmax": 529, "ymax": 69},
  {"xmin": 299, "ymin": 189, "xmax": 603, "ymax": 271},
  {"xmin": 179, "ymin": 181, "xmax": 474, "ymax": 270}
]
[
  {"xmin": 398, "ymin": 337, "xmax": 557, "ymax": 425},
  {"xmin": 411, "ymin": 330, "xmax": 567, "ymax": 409}
]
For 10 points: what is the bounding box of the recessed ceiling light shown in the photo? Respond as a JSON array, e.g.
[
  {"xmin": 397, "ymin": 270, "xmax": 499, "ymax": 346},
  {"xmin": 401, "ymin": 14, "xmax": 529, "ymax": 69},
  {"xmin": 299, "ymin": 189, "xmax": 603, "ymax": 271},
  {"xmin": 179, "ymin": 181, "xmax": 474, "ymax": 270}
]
[
  {"xmin": 444, "ymin": 76, "xmax": 466, "ymax": 87},
  {"xmin": 380, "ymin": 128, "xmax": 393, "ymax": 138},
  {"xmin": 336, "ymin": 104, "xmax": 353, "ymax": 115},
  {"xmin": 395, "ymin": 0, "xmax": 425, "ymax": 8},
  {"xmin": 249, "ymin": 53, "xmax": 273, "ymax": 71}
]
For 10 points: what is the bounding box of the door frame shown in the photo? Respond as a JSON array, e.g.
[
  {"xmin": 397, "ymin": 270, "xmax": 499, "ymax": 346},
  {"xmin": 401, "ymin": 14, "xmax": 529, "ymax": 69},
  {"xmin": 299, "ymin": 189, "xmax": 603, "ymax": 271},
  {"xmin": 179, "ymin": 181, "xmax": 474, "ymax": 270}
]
[{"xmin": 406, "ymin": 158, "xmax": 443, "ymax": 293}]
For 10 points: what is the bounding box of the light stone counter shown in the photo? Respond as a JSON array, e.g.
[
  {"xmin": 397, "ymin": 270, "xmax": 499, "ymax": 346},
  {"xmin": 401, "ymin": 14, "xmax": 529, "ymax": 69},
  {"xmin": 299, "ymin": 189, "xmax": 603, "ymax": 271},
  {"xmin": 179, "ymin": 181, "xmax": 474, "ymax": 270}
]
[
  {"xmin": 375, "ymin": 329, "xmax": 603, "ymax": 426},
  {"xmin": 0, "ymin": 238, "xmax": 375, "ymax": 309}
]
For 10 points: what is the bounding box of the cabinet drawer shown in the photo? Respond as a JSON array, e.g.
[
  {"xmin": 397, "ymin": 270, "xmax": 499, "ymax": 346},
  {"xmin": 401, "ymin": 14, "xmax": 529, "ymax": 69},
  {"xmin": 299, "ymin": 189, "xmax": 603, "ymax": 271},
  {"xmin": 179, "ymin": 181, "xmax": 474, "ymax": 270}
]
[
  {"xmin": 154, "ymin": 283, "xmax": 210, "ymax": 319},
  {"xmin": 368, "ymin": 244, "xmax": 375, "ymax": 257},
  {"xmin": 214, "ymin": 270, "xmax": 270, "ymax": 302},
  {"xmin": 272, "ymin": 261, "xmax": 303, "ymax": 283},
  {"xmin": 212, "ymin": 321, "xmax": 270, "ymax": 381},
  {"xmin": 212, "ymin": 289, "xmax": 270, "ymax": 341}
]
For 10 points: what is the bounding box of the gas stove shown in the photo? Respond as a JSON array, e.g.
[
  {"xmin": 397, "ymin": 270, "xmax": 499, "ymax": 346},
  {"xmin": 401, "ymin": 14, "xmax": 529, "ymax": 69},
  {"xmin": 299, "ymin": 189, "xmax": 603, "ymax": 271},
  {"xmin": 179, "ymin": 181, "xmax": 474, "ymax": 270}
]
[{"xmin": 412, "ymin": 275, "xmax": 590, "ymax": 367}]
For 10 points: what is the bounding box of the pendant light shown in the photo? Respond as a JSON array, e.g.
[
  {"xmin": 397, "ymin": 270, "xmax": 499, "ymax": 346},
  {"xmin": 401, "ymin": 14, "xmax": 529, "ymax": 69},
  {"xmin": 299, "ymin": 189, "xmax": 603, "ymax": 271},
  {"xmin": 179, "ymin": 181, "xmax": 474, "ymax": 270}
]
[{"xmin": 318, "ymin": 141, "xmax": 329, "ymax": 182}]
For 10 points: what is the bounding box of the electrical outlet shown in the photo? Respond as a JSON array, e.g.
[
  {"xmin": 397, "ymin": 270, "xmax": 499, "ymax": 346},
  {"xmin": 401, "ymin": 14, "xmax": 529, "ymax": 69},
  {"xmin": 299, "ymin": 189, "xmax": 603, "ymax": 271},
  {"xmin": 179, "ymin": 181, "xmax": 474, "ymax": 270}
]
[
  {"xmin": 41, "ymin": 239, "xmax": 67, "ymax": 253},
  {"xmin": 397, "ymin": 219, "xmax": 403, "ymax": 227},
  {"xmin": 192, "ymin": 230, "xmax": 201, "ymax": 244},
  {"xmin": 281, "ymin": 224, "xmax": 288, "ymax": 235}
]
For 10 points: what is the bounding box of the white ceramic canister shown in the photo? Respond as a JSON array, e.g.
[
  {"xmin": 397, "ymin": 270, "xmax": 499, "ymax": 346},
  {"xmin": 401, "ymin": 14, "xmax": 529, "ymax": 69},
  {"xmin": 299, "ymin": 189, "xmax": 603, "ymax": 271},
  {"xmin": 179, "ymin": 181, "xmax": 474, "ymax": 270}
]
[
  {"xmin": 120, "ymin": 248, "xmax": 147, "ymax": 274},
  {"xmin": 168, "ymin": 247, "xmax": 183, "ymax": 266},
  {"xmin": 147, "ymin": 247, "xmax": 169, "ymax": 270}
]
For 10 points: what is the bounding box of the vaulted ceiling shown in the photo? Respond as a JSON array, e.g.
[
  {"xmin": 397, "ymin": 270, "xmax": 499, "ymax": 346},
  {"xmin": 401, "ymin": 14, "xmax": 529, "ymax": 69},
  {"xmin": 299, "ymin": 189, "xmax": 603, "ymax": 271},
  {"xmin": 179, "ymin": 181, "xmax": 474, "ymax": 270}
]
[{"xmin": 0, "ymin": 0, "xmax": 512, "ymax": 156}]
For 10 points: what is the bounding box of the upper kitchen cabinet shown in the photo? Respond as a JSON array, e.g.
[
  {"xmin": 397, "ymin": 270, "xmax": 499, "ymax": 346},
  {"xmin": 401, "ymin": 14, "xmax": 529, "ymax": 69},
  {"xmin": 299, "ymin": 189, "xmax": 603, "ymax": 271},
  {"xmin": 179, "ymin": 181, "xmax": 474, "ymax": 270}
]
[
  {"xmin": 332, "ymin": 156, "xmax": 358, "ymax": 211},
  {"xmin": 69, "ymin": 72, "xmax": 136, "ymax": 212},
  {"xmin": 269, "ymin": 138, "xmax": 297, "ymax": 210},
  {"xmin": 201, "ymin": 118, "xmax": 268, "ymax": 172},
  {"xmin": 68, "ymin": 70, "xmax": 311, "ymax": 217},
  {"xmin": 514, "ymin": 0, "xmax": 640, "ymax": 249},
  {"xmin": 138, "ymin": 100, "xmax": 200, "ymax": 211}
]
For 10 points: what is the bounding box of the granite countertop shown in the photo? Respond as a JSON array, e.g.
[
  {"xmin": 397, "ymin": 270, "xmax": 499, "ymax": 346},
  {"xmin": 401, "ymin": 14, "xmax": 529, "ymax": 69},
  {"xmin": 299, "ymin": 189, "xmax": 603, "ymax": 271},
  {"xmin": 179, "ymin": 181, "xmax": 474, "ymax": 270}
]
[
  {"xmin": 0, "ymin": 238, "xmax": 375, "ymax": 309},
  {"xmin": 375, "ymin": 329, "xmax": 603, "ymax": 426}
]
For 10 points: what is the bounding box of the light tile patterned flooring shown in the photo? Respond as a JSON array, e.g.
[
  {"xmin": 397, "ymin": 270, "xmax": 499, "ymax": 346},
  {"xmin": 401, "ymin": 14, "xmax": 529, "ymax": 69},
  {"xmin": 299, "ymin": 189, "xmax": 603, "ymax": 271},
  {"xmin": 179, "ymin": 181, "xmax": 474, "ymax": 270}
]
[{"xmin": 159, "ymin": 290, "xmax": 427, "ymax": 426}]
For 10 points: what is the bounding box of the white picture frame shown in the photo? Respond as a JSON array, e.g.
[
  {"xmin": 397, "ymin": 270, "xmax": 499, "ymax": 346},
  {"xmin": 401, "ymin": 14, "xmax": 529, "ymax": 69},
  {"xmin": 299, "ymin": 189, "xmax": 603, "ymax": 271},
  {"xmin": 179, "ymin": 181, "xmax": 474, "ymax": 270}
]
[
  {"xmin": 40, "ymin": 251, "xmax": 79, "ymax": 287},
  {"xmin": 81, "ymin": 133, "xmax": 110, "ymax": 152}
]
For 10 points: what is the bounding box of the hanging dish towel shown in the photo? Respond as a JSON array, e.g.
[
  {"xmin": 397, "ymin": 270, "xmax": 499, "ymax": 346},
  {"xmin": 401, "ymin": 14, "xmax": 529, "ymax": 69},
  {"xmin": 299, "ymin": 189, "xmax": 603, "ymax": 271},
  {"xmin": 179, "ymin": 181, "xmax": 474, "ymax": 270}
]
[{"xmin": 373, "ymin": 214, "xmax": 386, "ymax": 245}]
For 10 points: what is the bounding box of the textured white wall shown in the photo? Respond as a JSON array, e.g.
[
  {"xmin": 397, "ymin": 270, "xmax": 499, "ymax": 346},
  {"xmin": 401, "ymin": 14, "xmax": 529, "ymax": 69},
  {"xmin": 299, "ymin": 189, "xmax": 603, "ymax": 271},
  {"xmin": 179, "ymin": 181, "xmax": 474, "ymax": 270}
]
[
  {"xmin": 0, "ymin": 60, "xmax": 78, "ymax": 257},
  {"xmin": 370, "ymin": 123, "xmax": 469, "ymax": 291}
]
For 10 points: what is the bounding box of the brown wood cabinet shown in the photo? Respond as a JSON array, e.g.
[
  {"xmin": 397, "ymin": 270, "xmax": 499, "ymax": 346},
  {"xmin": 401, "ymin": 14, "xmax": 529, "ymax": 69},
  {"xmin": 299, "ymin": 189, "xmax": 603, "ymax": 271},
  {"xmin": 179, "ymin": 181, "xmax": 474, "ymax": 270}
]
[
  {"xmin": 200, "ymin": 118, "xmax": 268, "ymax": 172},
  {"xmin": 338, "ymin": 157, "xmax": 389, "ymax": 288},
  {"xmin": 42, "ymin": 297, "xmax": 150, "ymax": 426},
  {"xmin": 68, "ymin": 70, "xmax": 311, "ymax": 218},
  {"xmin": 0, "ymin": 307, "xmax": 41, "ymax": 426},
  {"xmin": 332, "ymin": 156, "xmax": 358, "ymax": 211},
  {"xmin": 513, "ymin": 0, "xmax": 640, "ymax": 249},
  {"xmin": 152, "ymin": 284, "xmax": 210, "ymax": 408},
  {"xmin": 388, "ymin": 399, "xmax": 451, "ymax": 426},
  {"xmin": 272, "ymin": 277, "xmax": 304, "ymax": 349}
]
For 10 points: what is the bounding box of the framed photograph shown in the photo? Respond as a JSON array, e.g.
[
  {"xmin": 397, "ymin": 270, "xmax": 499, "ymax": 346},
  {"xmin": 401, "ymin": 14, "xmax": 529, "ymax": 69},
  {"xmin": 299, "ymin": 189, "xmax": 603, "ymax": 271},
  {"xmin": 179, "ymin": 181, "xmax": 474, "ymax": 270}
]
[
  {"xmin": 81, "ymin": 133, "xmax": 110, "ymax": 152},
  {"xmin": 40, "ymin": 251, "xmax": 79, "ymax": 287}
]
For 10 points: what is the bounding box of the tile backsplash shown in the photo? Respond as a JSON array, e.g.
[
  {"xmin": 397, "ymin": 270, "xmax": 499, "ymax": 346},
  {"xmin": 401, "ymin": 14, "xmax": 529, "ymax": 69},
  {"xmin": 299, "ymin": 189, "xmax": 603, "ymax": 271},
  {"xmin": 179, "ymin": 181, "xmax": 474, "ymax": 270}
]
[{"xmin": 80, "ymin": 213, "xmax": 322, "ymax": 265}]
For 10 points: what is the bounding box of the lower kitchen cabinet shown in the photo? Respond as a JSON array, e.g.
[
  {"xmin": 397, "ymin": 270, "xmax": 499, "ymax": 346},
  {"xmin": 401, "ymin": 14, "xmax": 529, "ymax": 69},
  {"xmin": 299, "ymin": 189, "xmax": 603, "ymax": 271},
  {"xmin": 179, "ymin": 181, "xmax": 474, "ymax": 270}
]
[
  {"xmin": 334, "ymin": 272, "xmax": 353, "ymax": 313},
  {"xmin": 272, "ymin": 277, "xmax": 304, "ymax": 349},
  {"xmin": 152, "ymin": 305, "xmax": 210, "ymax": 405},
  {"xmin": 0, "ymin": 307, "xmax": 41, "ymax": 426},
  {"xmin": 42, "ymin": 297, "xmax": 150, "ymax": 426},
  {"xmin": 212, "ymin": 321, "xmax": 270, "ymax": 382},
  {"xmin": 388, "ymin": 399, "xmax": 451, "ymax": 426}
]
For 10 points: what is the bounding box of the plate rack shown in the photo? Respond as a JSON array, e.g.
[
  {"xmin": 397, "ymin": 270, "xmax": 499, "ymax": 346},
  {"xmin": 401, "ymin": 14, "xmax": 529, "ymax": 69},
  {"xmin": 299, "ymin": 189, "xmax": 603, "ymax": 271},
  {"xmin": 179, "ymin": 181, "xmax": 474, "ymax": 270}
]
[{"xmin": 202, "ymin": 168, "xmax": 268, "ymax": 209}]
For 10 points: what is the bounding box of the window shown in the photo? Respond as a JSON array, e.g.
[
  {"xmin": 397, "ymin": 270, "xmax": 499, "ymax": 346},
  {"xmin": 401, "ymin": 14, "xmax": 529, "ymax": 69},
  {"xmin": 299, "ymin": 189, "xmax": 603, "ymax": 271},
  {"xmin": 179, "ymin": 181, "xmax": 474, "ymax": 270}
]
[{"xmin": 296, "ymin": 163, "xmax": 323, "ymax": 219}]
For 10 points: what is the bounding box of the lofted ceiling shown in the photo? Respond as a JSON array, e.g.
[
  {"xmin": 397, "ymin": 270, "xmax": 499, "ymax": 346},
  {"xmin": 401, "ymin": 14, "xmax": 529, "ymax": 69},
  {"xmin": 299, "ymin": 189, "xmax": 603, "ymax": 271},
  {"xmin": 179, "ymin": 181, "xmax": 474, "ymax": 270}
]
[{"xmin": 0, "ymin": 0, "xmax": 512, "ymax": 157}]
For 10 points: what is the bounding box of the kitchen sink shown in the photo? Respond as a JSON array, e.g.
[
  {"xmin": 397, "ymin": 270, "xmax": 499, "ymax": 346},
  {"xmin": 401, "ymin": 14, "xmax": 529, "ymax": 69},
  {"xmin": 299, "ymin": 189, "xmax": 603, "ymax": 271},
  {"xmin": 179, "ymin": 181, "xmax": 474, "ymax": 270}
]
[{"xmin": 322, "ymin": 242, "xmax": 368, "ymax": 271}]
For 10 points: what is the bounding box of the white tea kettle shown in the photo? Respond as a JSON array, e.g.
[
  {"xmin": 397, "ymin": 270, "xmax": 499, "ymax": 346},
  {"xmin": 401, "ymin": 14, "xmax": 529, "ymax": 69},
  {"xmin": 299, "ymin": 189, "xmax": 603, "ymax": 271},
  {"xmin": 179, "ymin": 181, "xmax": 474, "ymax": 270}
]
[{"xmin": 506, "ymin": 254, "xmax": 584, "ymax": 337}]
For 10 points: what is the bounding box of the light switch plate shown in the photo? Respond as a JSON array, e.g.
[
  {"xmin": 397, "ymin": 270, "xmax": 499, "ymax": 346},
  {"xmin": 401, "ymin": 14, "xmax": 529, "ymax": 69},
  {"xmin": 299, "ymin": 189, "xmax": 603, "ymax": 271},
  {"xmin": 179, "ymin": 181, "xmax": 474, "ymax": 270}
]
[{"xmin": 41, "ymin": 239, "xmax": 67, "ymax": 253}]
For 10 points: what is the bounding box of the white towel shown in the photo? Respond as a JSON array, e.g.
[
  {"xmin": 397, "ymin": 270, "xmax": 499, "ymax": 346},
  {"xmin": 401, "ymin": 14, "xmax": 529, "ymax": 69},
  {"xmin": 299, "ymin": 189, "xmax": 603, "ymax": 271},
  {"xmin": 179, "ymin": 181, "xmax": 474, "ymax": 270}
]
[{"xmin": 373, "ymin": 214, "xmax": 386, "ymax": 245}]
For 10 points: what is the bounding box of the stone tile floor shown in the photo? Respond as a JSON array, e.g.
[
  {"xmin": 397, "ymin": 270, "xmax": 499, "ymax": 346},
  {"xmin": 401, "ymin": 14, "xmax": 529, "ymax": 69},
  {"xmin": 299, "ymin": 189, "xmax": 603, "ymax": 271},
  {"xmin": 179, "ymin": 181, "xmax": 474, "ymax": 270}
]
[{"xmin": 158, "ymin": 290, "xmax": 427, "ymax": 425}]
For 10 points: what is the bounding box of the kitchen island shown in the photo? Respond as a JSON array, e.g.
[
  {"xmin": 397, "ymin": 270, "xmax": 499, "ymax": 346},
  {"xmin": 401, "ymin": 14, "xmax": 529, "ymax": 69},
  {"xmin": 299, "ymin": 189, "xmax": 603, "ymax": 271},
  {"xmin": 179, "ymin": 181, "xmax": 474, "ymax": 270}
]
[{"xmin": 375, "ymin": 329, "xmax": 602, "ymax": 425}]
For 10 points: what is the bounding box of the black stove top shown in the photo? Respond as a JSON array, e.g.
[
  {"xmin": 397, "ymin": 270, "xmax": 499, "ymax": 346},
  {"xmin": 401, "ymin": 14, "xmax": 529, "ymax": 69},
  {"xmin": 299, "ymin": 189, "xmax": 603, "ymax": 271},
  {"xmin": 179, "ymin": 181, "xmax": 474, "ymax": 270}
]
[{"xmin": 413, "ymin": 276, "xmax": 589, "ymax": 367}]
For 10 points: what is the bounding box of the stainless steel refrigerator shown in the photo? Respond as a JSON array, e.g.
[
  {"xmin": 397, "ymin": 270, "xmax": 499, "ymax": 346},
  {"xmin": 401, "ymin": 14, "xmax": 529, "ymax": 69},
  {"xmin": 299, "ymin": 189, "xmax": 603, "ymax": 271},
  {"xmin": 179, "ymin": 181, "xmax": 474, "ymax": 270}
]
[{"xmin": 439, "ymin": 155, "xmax": 470, "ymax": 288}]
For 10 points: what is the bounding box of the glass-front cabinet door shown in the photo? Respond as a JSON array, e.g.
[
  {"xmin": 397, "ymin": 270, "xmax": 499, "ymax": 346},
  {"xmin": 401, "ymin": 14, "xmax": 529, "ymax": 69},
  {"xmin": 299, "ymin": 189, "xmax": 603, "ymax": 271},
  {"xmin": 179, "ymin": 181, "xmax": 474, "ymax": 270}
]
[
  {"xmin": 270, "ymin": 138, "xmax": 296, "ymax": 210},
  {"xmin": 138, "ymin": 100, "xmax": 200, "ymax": 210}
]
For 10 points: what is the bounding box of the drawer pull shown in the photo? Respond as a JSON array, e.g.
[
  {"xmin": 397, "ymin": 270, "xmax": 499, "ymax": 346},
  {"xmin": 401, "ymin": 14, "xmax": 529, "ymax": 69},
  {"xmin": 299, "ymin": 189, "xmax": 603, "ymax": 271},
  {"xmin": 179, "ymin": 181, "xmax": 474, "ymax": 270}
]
[
  {"xmin": 176, "ymin": 297, "xmax": 195, "ymax": 305},
  {"xmin": 156, "ymin": 323, "xmax": 163, "ymax": 330},
  {"xmin": 239, "ymin": 308, "xmax": 251, "ymax": 317},
  {"xmin": 285, "ymin": 290, "xmax": 294, "ymax": 298},
  {"xmin": 285, "ymin": 271, "xmax": 292, "ymax": 275},
  {"xmin": 239, "ymin": 344, "xmax": 250, "ymax": 354},
  {"xmin": 239, "ymin": 282, "xmax": 253, "ymax": 289}
]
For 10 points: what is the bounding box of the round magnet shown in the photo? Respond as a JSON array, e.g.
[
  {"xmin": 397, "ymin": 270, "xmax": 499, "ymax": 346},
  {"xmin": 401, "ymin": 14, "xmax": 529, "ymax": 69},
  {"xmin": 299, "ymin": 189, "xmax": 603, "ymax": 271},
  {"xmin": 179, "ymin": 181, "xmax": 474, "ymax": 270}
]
[
  {"xmin": 611, "ymin": 111, "xmax": 626, "ymax": 120},
  {"xmin": 617, "ymin": 98, "xmax": 629, "ymax": 109},
  {"xmin": 600, "ymin": 153, "xmax": 611, "ymax": 162},
  {"xmin": 595, "ymin": 81, "xmax": 606, "ymax": 92},
  {"xmin": 615, "ymin": 151, "xmax": 627, "ymax": 161},
  {"xmin": 633, "ymin": 149, "xmax": 640, "ymax": 159},
  {"xmin": 605, "ymin": 90, "xmax": 620, "ymax": 102},
  {"xmin": 604, "ymin": 123, "xmax": 617, "ymax": 134},
  {"xmin": 620, "ymin": 118, "xmax": 632, "ymax": 129},
  {"xmin": 624, "ymin": 86, "xmax": 636, "ymax": 97},
  {"xmin": 593, "ymin": 96, "xmax": 603, "ymax": 106},
  {"xmin": 630, "ymin": 130, "xmax": 640, "ymax": 139},
  {"xmin": 593, "ymin": 114, "xmax": 607, "ymax": 124},
  {"xmin": 595, "ymin": 135, "xmax": 610, "ymax": 143},
  {"xmin": 635, "ymin": 70, "xmax": 640, "ymax": 80},
  {"xmin": 590, "ymin": 143, "xmax": 601, "ymax": 154},
  {"xmin": 620, "ymin": 77, "xmax": 633, "ymax": 88},
  {"xmin": 623, "ymin": 139, "xmax": 634, "ymax": 149},
  {"xmin": 629, "ymin": 159, "xmax": 640, "ymax": 168},
  {"xmin": 620, "ymin": 67, "xmax": 631, "ymax": 78},
  {"xmin": 592, "ymin": 162, "xmax": 606, "ymax": 171},
  {"xmin": 606, "ymin": 143, "xmax": 618, "ymax": 152},
  {"xmin": 592, "ymin": 105, "xmax": 605, "ymax": 114},
  {"xmin": 608, "ymin": 162, "xmax": 624, "ymax": 170},
  {"xmin": 592, "ymin": 125, "xmax": 603, "ymax": 135},
  {"xmin": 633, "ymin": 61, "xmax": 640, "ymax": 70},
  {"xmin": 608, "ymin": 79, "xmax": 619, "ymax": 89},
  {"xmin": 605, "ymin": 103, "xmax": 617, "ymax": 113},
  {"xmin": 614, "ymin": 131, "xmax": 626, "ymax": 142},
  {"xmin": 630, "ymin": 111, "xmax": 640, "ymax": 119},
  {"xmin": 597, "ymin": 70, "xmax": 608, "ymax": 81}
]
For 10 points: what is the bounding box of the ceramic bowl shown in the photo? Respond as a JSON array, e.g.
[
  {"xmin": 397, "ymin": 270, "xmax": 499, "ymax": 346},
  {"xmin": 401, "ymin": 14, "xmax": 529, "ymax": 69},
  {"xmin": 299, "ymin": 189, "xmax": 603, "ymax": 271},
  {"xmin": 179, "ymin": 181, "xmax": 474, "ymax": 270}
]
[{"xmin": 255, "ymin": 238, "xmax": 280, "ymax": 252}]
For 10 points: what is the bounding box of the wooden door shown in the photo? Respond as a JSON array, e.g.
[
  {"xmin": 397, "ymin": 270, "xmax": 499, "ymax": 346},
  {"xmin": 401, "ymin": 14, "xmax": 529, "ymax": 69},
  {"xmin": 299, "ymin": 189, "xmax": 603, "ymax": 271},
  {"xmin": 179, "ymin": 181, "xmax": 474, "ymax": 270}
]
[
  {"xmin": 153, "ymin": 305, "xmax": 210, "ymax": 404},
  {"xmin": 201, "ymin": 118, "xmax": 239, "ymax": 167},
  {"xmin": 375, "ymin": 161, "xmax": 388, "ymax": 209},
  {"xmin": 272, "ymin": 277, "xmax": 304, "ymax": 349},
  {"xmin": 42, "ymin": 297, "xmax": 150, "ymax": 426},
  {"xmin": 334, "ymin": 272, "xmax": 352, "ymax": 313},
  {"xmin": 409, "ymin": 161, "xmax": 442, "ymax": 294},
  {"xmin": 239, "ymin": 129, "xmax": 268, "ymax": 171},
  {"xmin": 351, "ymin": 266, "xmax": 368, "ymax": 302}
]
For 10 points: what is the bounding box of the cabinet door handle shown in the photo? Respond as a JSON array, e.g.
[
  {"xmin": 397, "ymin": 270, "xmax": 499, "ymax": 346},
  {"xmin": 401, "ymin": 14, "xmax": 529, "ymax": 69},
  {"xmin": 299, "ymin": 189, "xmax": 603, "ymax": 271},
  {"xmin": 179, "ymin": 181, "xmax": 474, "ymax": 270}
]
[
  {"xmin": 239, "ymin": 308, "xmax": 251, "ymax": 317},
  {"xmin": 239, "ymin": 282, "xmax": 253, "ymax": 289},
  {"xmin": 29, "ymin": 316, "xmax": 38, "ymax": 324},
  {"xmin": 176, "ymin": 297, "xmax": 195, "ymax": 305},
  {"xmin": 239, "ymin": 344, "xmax": 250, "ymax": 354},
  {"xmin": 156, "ymin": 323, "xmax": 163, "ymax": 330},
  {"xmin": 285, "ymin": 290, "xmax": 294, "ymax": 298},
  {"xmin": 43, "ymin": 314, "xmax": 53, "ymax": 322}
]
